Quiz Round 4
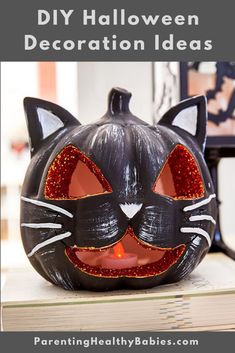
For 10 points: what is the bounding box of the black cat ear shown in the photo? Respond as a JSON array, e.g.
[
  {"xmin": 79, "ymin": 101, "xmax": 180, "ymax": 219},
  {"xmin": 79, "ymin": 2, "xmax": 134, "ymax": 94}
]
[
  {"xmin": 158, "ymin": 96, "xmax": 207, "ymax": 151},
  {"xmin": 24, "ymin": 97, "xmax": 80, "ymax": 156}
]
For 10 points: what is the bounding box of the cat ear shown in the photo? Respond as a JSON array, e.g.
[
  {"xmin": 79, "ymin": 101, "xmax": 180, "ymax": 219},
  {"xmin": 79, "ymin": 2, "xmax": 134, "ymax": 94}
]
[
  {"xmin": 24, "ymin": 97, "xmax": 80, "ymax": 156},
  {"xmin": 158, "ymin": 96, "xmax": 207, "ymax": 151}
]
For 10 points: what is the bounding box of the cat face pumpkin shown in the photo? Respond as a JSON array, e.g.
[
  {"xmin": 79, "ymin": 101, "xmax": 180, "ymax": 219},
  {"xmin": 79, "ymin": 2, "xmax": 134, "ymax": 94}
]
[{"xmin": 20, "ymin": 88, "xmax": 217, "ymax": 291}]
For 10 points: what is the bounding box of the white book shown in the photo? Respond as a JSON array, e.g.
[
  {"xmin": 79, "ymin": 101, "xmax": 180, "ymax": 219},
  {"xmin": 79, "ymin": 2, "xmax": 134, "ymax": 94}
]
[{"xmin": 2, "ymin": 253, "xmax": 235, "ymax": 331}]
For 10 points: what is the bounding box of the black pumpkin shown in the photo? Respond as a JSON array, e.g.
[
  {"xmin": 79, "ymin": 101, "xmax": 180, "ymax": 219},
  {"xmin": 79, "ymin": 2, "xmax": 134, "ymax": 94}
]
[{"xmin": 20, "ymin": 88, "xmax": 217, "ymax": 291}]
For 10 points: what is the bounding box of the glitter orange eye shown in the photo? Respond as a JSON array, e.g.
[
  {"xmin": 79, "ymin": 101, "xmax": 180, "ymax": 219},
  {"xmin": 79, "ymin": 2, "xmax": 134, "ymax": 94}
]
[
  {"xmin": 45, "ymin": 145, "xmax": 112, "ymax": 200},
  {"xmin": 153, "ymin": 145, "xmax": 204, "ymax": 200}
]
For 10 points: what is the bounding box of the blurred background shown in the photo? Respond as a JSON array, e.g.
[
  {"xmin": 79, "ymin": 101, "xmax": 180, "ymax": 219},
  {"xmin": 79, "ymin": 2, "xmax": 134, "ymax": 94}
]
[{"xmin": 1, "ymin": 61, "xmax": 235, "ymax": 275}]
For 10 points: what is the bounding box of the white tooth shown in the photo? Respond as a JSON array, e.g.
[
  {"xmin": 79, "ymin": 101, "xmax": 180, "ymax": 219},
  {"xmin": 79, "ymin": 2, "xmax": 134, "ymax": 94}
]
[{"xmin": 120, "ymin": 203, "xmax": 143, "ymax": 219}]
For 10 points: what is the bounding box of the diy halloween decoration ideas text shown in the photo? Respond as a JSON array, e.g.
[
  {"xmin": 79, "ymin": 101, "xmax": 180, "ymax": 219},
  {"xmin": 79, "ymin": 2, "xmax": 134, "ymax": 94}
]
[
  {"xmin": 24, "ymin": 9, "xmax": 213, "ymax": 52},
  {"xmin": 20, "ymin": 88, "xmax": 217, "ymax": 291}
]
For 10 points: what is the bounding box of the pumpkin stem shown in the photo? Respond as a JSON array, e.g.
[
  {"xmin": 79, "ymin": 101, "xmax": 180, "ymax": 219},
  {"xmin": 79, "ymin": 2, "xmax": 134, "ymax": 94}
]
[{"xmin": 108, "ymin": 87, "xmax": 132, "ymax": 115}]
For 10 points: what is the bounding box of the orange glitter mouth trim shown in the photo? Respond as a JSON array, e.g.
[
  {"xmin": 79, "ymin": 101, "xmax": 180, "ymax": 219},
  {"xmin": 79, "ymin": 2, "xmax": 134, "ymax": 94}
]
[{"xmin": 65, "ymin": 228, "xmax": 186, "ymax": 278}]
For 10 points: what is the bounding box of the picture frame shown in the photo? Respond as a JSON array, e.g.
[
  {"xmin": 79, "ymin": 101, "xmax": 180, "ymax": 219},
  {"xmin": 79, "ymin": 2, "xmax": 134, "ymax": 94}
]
[{"xmin": 180, "ymin": 61, "xmax": 235, "ymax": 147}]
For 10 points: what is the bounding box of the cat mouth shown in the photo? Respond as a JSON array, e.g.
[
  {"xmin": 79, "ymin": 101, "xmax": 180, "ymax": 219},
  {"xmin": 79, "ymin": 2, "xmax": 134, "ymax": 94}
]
[{"xmin": 65, "ymin": 227, "xmax": 185, "ymax": 278}]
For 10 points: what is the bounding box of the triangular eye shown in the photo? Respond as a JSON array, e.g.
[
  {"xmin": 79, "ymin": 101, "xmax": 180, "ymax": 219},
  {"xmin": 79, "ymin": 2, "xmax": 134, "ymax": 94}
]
[
  {"xmin": 45, "ymin": 145, "xmax": 112, "ymax": 199},
  {"xmin": 153, "ymin": 145, "xmax": 204, "ymax": 200}
]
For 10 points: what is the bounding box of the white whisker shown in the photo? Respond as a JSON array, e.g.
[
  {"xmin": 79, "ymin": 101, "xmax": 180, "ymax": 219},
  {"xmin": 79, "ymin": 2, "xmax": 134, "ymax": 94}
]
[
  {"xmin": 183, "ymin": 194, "xmax": 216, "ymax": 212},
  {"xmin": 21, "ymin": 196, "xmax": 73, "ymax": 218},
  {"xmin": 21, "ymin": 223, "xmax": 62, "ymax": 229},
  {"xmin": 180, "ymin": 227, "xmax": 211, "ymax": 247},
  {"xmin": 189, "ymin": 215, "xmax": 216, "ymax": 225},
  {"xmin": 27, "ymin": 232, "xmax": 72, "ymax": 257}
]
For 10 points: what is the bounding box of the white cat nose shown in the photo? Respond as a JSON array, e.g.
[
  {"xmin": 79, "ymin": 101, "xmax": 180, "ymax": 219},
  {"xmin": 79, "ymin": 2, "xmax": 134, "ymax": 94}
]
[{"xmin": 120, "ymin": 203, "xmax": 143, "ymax": 219}]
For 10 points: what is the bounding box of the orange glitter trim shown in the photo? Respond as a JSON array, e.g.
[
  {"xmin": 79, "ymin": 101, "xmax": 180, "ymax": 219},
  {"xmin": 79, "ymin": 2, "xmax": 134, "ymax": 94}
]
[
  {"xmin": 45, "ymin": 145, "xmax": 112, "ymax": 199},
  {"xmin": 65, "ymin": 227, "xmax": 186, "ymax": 278},
  {"xmin": 153, "ymin": 144, "xmax": 204, "ymax": 200}
]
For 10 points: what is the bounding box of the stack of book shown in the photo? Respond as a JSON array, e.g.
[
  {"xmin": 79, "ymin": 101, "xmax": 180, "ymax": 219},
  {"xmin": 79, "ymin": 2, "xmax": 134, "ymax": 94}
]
[{"xmin": 2, "ymin": 253, "xmax": 235, "ymax": 331}]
